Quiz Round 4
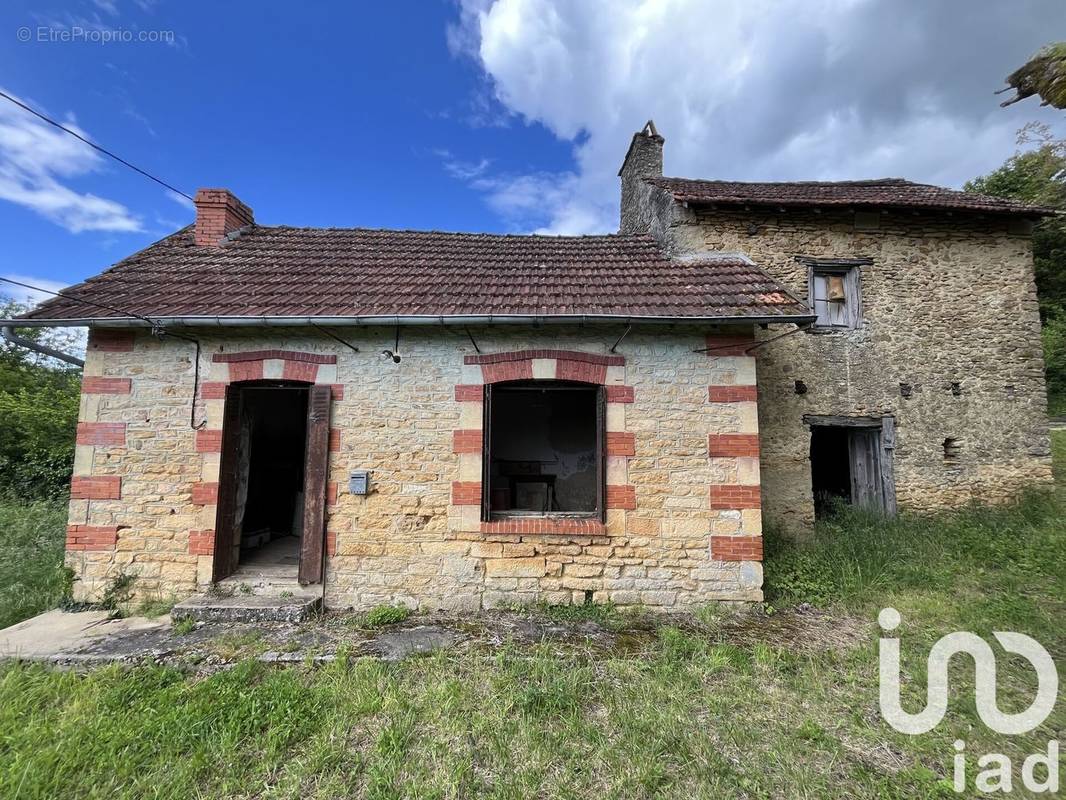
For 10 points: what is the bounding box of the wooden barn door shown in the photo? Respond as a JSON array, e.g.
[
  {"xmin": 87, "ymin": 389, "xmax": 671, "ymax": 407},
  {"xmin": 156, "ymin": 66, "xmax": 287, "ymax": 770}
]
[
  {"xmin": 212, "ymin": 385, "xmax": 244, "ymax": 582},
  {"xmin": 848, "ymin": 428, "xmax": 884, "ymax": 511},
  {"xmin": 298, "ymin": 384, "xmax": 332, "ymax": 585}
]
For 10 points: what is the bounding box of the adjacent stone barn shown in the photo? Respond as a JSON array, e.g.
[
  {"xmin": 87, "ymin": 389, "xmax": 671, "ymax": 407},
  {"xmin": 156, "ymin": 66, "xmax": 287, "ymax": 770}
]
[{"xmin": 7, "ymin": 123, "xmax": 1053, "ymax": 612}]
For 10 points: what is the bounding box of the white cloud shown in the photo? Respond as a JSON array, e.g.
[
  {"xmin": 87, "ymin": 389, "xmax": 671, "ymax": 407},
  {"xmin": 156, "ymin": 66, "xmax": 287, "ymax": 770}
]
[
  {"xmin": 449, "ymin": 0, "xmax": 1066, "ymax": 234},
  {"xmin": 0, "ymin": 88, "xmax": 142, "ymax": 233},
  {"xmin": 0, "ymin": 273, "xmax": 69, "ymax": 307}
]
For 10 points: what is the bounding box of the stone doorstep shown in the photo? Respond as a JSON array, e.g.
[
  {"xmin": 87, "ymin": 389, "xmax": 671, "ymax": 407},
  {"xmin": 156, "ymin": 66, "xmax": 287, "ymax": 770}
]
[
  {"xmin": 215, "ymin": 575, "xmax": 322, "ymax": 600},
  {"xmin": 171, "ymin": 594, "xmax": 322, "ymax": 624}
]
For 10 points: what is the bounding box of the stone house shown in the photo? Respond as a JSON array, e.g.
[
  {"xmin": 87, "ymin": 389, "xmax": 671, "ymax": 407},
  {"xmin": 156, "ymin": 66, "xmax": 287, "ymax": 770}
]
[{"xmin": 6, "ymin": 122, "xmax": 1053, "ymax": 612}]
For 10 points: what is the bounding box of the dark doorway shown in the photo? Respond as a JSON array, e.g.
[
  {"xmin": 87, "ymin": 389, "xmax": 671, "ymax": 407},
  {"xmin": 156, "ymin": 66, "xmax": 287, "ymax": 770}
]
[
  {"xmin": 810, "ymin": 426, "xmax": 851, "ymax": 518},
  {"xmin": 484, "ymin": 382, "xmax": 604, "ymax": 518},
  {"xmin": 237, "ymin": 386, "xmax": 309, "ymax": 569},
  {"xmin": 809, "ymin": 420, "xmax": 895, "ymax": 519}
]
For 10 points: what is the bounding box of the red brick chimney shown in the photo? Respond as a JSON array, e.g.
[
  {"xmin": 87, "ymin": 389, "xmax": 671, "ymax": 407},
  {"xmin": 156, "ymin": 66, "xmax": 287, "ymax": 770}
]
[{"xmin": 193, "ymin": 188, "xmax": 254, "ymax": 246}]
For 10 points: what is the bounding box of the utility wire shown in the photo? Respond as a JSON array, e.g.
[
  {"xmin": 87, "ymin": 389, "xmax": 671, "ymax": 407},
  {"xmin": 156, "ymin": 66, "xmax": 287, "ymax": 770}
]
[
  {"xmin": 0, "ymin": 89, "xmax": 195, "ymax": 202},
  {"xmin": 1, "ymin": 276, "xmax": 206, "ymax": 429}
]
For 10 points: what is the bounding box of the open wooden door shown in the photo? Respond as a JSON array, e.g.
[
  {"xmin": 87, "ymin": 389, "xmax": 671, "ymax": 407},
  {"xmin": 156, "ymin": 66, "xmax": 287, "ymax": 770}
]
[
  {"xmin": 849, "ymin": 428, "xmax": 883, "ymax": 511},
  {"xmin": 298, "ymin": 384, "xmax": 331, "ymax": 585},
  {"xmin": 481, "ymin": 383, "xmax": 492, "ymax": 522},
  {"xmin": 211, "ymin": 384, "xmax": 244, "ymax": 582}
]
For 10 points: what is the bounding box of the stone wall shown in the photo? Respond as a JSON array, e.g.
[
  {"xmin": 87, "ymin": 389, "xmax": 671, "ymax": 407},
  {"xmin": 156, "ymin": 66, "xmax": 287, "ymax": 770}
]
[
  {"xmin": 66, "ymin": 325, "xmax": 765, "ymax": 610},
  {"xmin": 631, "ymin": 194, "xmax": 1053, "ymax": 528}
]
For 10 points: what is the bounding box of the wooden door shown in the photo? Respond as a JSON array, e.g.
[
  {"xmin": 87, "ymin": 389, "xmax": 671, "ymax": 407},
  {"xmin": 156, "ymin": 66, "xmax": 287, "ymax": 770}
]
[
  {"xmin": 848, "ymin": 429, "xmax": 883, "ymax": 510},
  {"xmin": 211, "ymin": 384, "xmax": 244, "ymax": 582},
  {"xmin": 481, "ymin": 384, "xmax": 492, "ymax": 522},
  {"xmin": 298, "ymin": 384, "xmax": 332, "ymax": 585}
]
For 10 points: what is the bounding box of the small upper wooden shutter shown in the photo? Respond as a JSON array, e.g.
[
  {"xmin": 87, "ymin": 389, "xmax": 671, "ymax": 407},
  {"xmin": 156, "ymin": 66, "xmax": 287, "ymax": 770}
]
[
  {"xmin": 211, "ymin": 384, "xmax": 244, "ymax": 582},
  {"xmin": 298, "ymin": 384, "xmax": 332, "ymax": 585}
]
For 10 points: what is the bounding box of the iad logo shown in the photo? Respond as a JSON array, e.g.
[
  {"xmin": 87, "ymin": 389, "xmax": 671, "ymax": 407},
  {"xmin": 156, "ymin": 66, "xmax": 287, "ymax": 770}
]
[{"xmin": 878, "ymin": 608, "xmax": 1060, "ymax": 794}]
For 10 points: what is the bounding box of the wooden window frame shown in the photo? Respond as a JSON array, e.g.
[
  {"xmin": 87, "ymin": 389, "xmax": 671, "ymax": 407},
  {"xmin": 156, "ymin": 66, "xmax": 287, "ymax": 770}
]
[
  {"xmin": 481, "ymin": 381, "xmax": 606, "ymax": 523},
  {"xmin": 798, "ymin": 256, "xmax": 870, "ymax": 331}
]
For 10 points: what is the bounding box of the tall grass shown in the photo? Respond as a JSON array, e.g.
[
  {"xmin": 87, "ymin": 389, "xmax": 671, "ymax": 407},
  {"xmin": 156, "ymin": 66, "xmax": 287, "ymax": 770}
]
[
  {"xmin": 0, "ymin": 494, "xmax": 70, "ymax": 629},
  {"xmin": 765, "ymin": 433, "xmax": 1065, "ymax": 642}
]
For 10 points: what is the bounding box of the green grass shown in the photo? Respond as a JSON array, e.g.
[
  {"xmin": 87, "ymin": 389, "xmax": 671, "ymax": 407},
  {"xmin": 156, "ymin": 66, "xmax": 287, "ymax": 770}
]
[
  {"xmin": 358, "ymin": 604, "xmax": 411, "ymax": 628},
  {"xmin": 0, "ymin": 494, "xmax": 70, "ymax": 629},
  {"xmin": 0, "ymin": 435, "xmax": 1062, "ymax": 797}
]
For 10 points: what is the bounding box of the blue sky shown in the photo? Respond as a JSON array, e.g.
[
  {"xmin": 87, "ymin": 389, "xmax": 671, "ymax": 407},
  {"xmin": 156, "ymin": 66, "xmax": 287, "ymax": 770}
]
[{"xmin": 1, "ymin": 0, "xmax": 1064, "ymax": 303}]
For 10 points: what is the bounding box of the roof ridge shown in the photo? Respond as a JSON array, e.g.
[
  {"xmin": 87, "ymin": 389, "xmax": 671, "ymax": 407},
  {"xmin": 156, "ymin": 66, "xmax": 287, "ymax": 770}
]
[
  {"xmin": 250, "ymin": 224, "xmax": 655, "ymax": 241},
  {"xmin": 651, "ymin": 176, "xmax": 915, "ymax": 187}
]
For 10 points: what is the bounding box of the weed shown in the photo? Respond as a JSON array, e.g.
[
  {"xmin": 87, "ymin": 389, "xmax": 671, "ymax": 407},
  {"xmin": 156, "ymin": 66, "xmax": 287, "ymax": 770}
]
[
  {"xmin": 172, "ymin": 617, "xmax": 196, "ymax": 636},
  {"xmin": 360, "ymin": 604, "xmax": 411, "ymax": 628},
  {"xmin": 100, "ymin": 573, "xmax": 136, "ymax": 617},
  {"xmin": 535, "ymin": 600, "xmax": 620, "ymax": 626},
  {"xmin": 135, "ymin": 596, "xmax": 175, "ymax": 619}
]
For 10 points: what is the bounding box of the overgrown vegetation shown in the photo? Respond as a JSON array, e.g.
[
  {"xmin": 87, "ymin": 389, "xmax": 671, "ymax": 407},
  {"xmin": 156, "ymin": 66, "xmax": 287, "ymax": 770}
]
[
  {"xmin": 966, "ymin": 125, "xmax": 1066, "ymax": 413},
  {"xmin": 0, "ymin": 434, "xmax": 1060, "ymax": 798},
  {"xmin": 359, "ymin": 604, "xmax": 411, "ymax": 628},
  {"xmin": 0, "ymin": 297, "xmax": 81, "ymax": 499},
  {"xmin": 0, "ymin": 495, "xmax": 71, "ymax": 629}
]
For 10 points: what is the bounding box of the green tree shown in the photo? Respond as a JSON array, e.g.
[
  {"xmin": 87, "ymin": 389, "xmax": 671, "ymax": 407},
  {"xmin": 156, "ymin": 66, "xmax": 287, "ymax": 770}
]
[
  {"xmin": 965, "ymin": 127, "xmax": 1066, "ymax": 413},
  {"xmin": 0, "ymin": 297, "xmax": 82, "ymax": 498}
]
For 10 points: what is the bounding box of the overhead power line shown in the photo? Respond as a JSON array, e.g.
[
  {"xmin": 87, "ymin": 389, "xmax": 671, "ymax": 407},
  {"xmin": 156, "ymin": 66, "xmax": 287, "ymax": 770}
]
[{"xmin": 0, "ymin": 89, "xmax": 194, "ymax": 202}]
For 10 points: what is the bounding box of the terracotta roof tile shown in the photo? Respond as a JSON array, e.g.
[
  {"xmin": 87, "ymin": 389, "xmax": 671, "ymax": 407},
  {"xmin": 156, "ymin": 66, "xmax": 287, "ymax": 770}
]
[
  {"xmin": 646, "ymin": 176, "xmax": 1056, "ymax": 215},
  {"xmin": 19, "ymin": 227, "xmax": 811, "ymax": 323}
]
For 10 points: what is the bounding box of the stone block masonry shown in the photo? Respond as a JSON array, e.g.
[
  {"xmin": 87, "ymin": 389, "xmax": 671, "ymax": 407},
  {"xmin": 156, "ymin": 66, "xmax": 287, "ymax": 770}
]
[
  {"xmin": 622, "ymin": 177, "xmax": 1053, "ymax": 530},
  {"xmin": 63, "ymin": 326, "xmax": 766, "ymax": 609}
]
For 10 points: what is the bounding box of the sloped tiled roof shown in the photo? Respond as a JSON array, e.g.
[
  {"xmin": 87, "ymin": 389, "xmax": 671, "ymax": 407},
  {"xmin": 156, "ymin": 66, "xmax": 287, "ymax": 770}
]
[
  {"xmin": 18, "ymin": 226, "xmax": 812, "ymax": 323},
  {"xmin": 645, "ymin": 176, "xmax": 1057, "ymax": 215}
]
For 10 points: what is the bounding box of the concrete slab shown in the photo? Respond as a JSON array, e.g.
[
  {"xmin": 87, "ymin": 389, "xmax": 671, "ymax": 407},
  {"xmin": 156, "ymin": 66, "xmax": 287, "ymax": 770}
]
[
  {"xmin": 367, "ymin": 625, "xmax": 460, "ymax": 661},
  {"xmin": 0, "ymin": 610, "xmax": 169, "ymax": 661}
]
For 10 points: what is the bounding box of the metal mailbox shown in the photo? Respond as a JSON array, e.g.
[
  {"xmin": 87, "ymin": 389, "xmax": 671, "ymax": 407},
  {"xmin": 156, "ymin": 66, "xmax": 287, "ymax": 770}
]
[{"xmin": 349, "ymin": 470, "xmax": 371, "ymax": 496}]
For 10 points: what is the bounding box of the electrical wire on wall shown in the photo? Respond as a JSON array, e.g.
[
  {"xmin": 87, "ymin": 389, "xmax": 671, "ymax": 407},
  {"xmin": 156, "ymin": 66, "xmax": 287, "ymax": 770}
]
[
  {"xmin": 693, "ymin": 322, "xmax": 813, "ymax": 355},
  {"xmin": 0, "ymin": 277, "xmax": 207, "ymax": 430}
]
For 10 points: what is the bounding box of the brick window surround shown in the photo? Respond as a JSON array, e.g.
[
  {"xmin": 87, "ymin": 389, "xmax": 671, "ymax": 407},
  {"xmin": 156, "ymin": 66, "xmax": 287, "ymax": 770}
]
[{"xmin": 453, "ymin": 350, "xmax": 633, "ymax": 537}]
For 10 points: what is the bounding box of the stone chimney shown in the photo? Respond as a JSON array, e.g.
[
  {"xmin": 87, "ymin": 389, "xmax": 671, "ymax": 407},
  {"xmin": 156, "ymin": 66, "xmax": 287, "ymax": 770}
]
[
  {"xmin": 618, "ymin": 120, "xmax": 664, "ymax": 233},
  {"xmin": 194, "ymin": 188, "xmax": 254, "ymax": 246}
]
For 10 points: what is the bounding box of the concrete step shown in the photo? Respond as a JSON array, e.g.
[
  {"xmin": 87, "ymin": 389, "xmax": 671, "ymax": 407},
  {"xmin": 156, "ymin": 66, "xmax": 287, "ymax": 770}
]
[
  {"xmin": 216, "ymin": 574, "xmax": 320, "ymax": 600},
  {"xmin": 171, "ymin": 593, "xmax": 322, "ymax": 624}
]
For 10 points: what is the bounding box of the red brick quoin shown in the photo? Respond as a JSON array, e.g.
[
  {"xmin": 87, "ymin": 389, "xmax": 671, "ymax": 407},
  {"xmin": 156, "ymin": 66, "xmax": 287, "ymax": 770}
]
[
  {"xmin": 703, "ymin": 333, "xmax": 755, "ymax": 357},
  {"xmin": 708, "ymin": 385, "xmax": 758, "ymax": 403},
  {"xmin": 76, "ymin": 422, "xmax": 126, "ymax": 446},
  {"xmin": 87, "ymin": 329, "xmax": 134, "ymax": 353},
  {"xmin": 709, "ymin": 484, "xmax": 762, "ymax": 510},
  {"xmin": 195, "ymin": 429, "xmax": 223, "ymax": 453},
  {"xmin": 70, "ymin": 476, "xmax": 121, "ymax": 500},
  {"xmin": 188, "ymin": 530, "xmax": 215, "ymax": 556},
  {"xmin": 708, "ymin": 434, "xmax": 760, "ymax": 458},
  {"xmin": 711, "ymin": 535, "xmax": 763, "ymax": 561},
  {"xmin": 81, "ymin": 377, "xmax": 132, "ymax": 395},
  {"xmin": 452, "ymin": 481, "xmax": 482, "ymax": 506},
  {"xmin": 66, "ymin": 525, "xmax": 119, "ymax": 551},
  {"xmin": 452, "ymin": 430, "xmax": 483, "ymax": 454},
  {"xmin": 190, "ymin": 482, "xmax": 219, "ymax": 505}
]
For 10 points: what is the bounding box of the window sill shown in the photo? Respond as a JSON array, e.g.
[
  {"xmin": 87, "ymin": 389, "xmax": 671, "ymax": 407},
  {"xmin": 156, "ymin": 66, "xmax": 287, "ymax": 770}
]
[{"xmin": 480, "ymin": 518, "xmax": 607, "ymax": 536}]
